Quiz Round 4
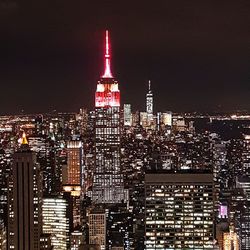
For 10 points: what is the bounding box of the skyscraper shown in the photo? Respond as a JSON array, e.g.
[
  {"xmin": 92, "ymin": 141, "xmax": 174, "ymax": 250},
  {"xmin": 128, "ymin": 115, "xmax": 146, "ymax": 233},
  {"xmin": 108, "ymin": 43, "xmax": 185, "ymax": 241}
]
[
  {"xmin": 146, "ymin": 80, "xmax": 153, "ymax": 115},
  {"xmin": 7, "ymin": 132, "xmax": 42, "ymax": 250},
  {"xmin": 124, "ymin": 104, "xmax": 132, "ymax": 126},
  {"xmin": 0, "ymin": 219, "xmax": 6, "ymax": 250},
  {"xmin": 65, "ymin": 141, "xmax": 83, "ymax": 187},
  {"xmin": 145, "ymin": 170, "xmax": 214, "ymax": 249},
  {"xmin": 88, "ymin": 207, "xmax": 106, "ymax": 248},
  {"xmin": 42, "ymin": 197, "xmax": 70, "ymax": 250},
  {"xmin": 92, "ymin": 30, "xmax": 124, "ymax": 204}
]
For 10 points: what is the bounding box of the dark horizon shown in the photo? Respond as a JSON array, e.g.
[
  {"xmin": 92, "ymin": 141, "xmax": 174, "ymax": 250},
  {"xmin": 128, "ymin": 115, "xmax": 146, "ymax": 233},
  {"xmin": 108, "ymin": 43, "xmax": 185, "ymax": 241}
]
[{"xmin": 0, "ymin": 1, "xmax": 249, "ymax": 115}]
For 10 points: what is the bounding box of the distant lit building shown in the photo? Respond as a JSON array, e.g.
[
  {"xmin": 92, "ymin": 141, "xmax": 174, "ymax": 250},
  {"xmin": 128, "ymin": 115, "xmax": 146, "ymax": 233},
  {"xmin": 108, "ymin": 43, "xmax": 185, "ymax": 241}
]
[
  {"xmin": 76, "ymin": 108, "xmax": 88, "ymax": 134},
  {"xmin": 173, "ymin": 118, "xmax": 186, "ymax": 132},
  {"xmin": 216, "ymin": 221, "xmax": 229, "ymax": 249},
  {"xmin": 145, "ymin": 170, "xmax": 214, "ymax": 249},
  {"xmin": 62, "ymin": 141, "xmax": 83, "ymax": 228},
  {"xmin": 70, "ymin": 230, "xmax": 84, "ymax": 250},
  {"xmin": 156, "ymin": 112, "xmax": 172, "ymax": 131},
  {"xmin": 213, "ymin": 140, "xmax": 227, "ymax": 218},
  {"xmin": 65, "ymin": 140, "xmax": 83, "ymax": 187},
  {"xmin": 0, "ymin": 220, "xmax": 6, "ymax": 250},
  {"xmin": 238, "ymin": 202, "xmax": 250, "ymax": 250},
  {"xmin": 140, "ymin": 112, "xmax": 148, "ymax": 129},
  {"xmin": 124, "ymin": 104, "xmax": 132, "ymax": 126},
  {"xmin": 162, "ymin": 111, "xmax": 172, "ymax": 127},
  {"xmin": 131, "ymin": 111, "xmax": 140, "ymax": 127},
  {"xmin": 7, "ymin": 133, "xmax": 42, "ymax": 250},
  {"xmin": 106, "ymin": 205, "xmax": 133, "ymax": 250},
  {"xmin": 89, "ymin": 208, "xmax": 106, "ymax": 249},
  {"xmin": 42, "ymin": 197, "xmax": 69, "ymax": 250},
  {"xmin": 223, "ymin": 227, "xmax": 239, "ymax": 250},
  {"xmin": 236, "ymin": 176, "xmax": 250, "ymax": 200},
  {"xmin": 146, "ymin": 80, "xmax": 153, "ymax": 115}
]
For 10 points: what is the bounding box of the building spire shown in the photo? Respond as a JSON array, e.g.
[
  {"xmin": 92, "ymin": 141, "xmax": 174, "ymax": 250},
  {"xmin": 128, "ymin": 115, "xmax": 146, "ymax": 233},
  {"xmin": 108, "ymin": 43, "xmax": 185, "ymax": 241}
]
[
  {"xmin": 21, "ymin": 131, "xmax": 28, "ymax": 145},
  {"xmin": 102, "ymin": 30, "xmax": 113, "ymax": 78},
  {"xmin": 148, "ymin": 80, "xmax": 151, "ymax": 92}
]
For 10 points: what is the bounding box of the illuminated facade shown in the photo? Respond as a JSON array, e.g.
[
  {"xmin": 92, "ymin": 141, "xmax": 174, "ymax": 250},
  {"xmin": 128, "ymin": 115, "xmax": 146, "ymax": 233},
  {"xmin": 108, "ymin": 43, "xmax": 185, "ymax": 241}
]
[
  {"xmin": 146, "ymin": 80, "xmax": 153, "ymax": 115},
  {"xmin": 140, "ymin": 112, "xmax": 148, "ymax": 129},
  {"xmin": 62, "ymin": 141, "xmax": 83, "ymax": 228},
  {"xmin": 7, "ymin": 133, "xmax": 42, "ymax": 250},
  {"xmin": 238, "ymin": 202, "xmax": 250, "ymax": 250},
  {"xmin": 0, "ymin": 220, "xmax": 6, "ymax": 250},
  {"xmin": 156, "ymin": 112, "xmax": 172, "ymax": 131},
  {"xmin": 89, "ymin": 208, "xmax": 106, "ymax": 249},
  {"xmin": 42, "ymin": 197, "xmax": 69, "ymax": 250},
  {"xmin": 92, "ymin": 30, "xmax": 124, "ymax": 203},
  {"xmin": 162, "ymin": 111, "xmax": 172, "ymax": 127},
  {"xmin": 145, "ymin": 171, "xmax": 214, "ymax": 250},
  {"xmin": 223, "ymin": 229, "xmax": 239, "ymax": 250},
  {"xmin": 124, "ymin": 104, "xmax": 132, "ymax": 126},
  {"xmin": 66, "ymin": 141, "xmax": 83, "ymax": 187}
]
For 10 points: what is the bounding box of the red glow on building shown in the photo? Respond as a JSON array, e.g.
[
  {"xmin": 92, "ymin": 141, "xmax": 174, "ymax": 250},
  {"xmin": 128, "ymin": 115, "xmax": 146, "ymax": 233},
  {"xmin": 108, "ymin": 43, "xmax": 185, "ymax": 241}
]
[
  {"xmin": 95, "ymin": 82, "xmax": 120, "ymax": 107},
  {"xmin": 95, "ymin": 30, "xmax": 120, "ymax": 107},
  {"xmin": 102, "ymin": 30, "xmax": 113, "ymax": 78}
]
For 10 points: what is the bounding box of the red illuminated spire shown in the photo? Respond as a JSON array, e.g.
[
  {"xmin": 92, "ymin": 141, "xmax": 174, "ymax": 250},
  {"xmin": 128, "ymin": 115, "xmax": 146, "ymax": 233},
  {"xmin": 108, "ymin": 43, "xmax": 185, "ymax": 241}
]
[{"xmin": 102, "ymin": 30, "xmax": 113, "ymax": 78}]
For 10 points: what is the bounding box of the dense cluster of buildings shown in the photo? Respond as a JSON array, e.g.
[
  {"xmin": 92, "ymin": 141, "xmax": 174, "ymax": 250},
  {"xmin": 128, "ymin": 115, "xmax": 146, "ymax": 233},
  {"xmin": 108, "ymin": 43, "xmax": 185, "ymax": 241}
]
[{"xmin": 0, "ymin": 31, "xmax": 249, "ymax": 249}]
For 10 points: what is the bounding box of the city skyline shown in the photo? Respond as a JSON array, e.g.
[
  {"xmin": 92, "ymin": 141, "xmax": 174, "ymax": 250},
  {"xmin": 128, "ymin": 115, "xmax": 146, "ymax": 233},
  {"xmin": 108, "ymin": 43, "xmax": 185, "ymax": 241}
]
[
  {"xmin": 0, "ymin": 26, "xmax": 249, "ymax": 246},
  {"xmin": 1, "ymin": 3, "xmax": 250, "ymax": 248},
  {"xmin": 0, "ymin": 1, "xmax": 249, "ymax": 114}
]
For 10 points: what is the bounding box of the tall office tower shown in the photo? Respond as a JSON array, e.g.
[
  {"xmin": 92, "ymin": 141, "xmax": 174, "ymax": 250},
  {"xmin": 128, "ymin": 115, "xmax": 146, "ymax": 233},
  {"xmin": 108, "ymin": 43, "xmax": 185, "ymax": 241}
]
[
  {"xmin": 236, "ymin": 176, "xmax": 250, "ymax": 200},
  {"xmin": 162, "ymin": 111, "xmax": 172, "ymax": 127},
  {"xmin": 236, "ymin": 201, "xmax": 250, "ymax": 250},
  {"xmin": 213, "ymin": 141, "xmax": 227, "ymax": 219},
  {"xmin": 156, "ymin": 112, "xmax": 172, "ymax": 131},
  {"xmin": 77, "ymin": 108, "xmax": 88, "ymax": 135},
  {"xmin": 7, "ymin": 132, "xmax": 42, "ymax": 250},
  {"xmin": 89, "ymin": 208, "xmax": 106, "ymax": 249},
  {"xmin": 156, "ymin": 112, "xmax": 162, "ymax": 131},
  {"xmin": 64, "ymin": 140, "xmax": 83, "ymax": 189},
  {"xmin": 106, "ymin": 205, "xmax": 134, "ymax": 250},
  {"xmin": 0, "ymin": 150, "xmax": 11, "ymax": 228},
  {"xmin": 145, "ymin": 170, "xmax": 214, "ymax": 250},
  {"xmin": 131, "ymin": 111, "xmax": 140, "ymax": 127},
  {"xmin": 140, "ymin": 112, "xmax": 148, "ymax": 129},
  {"xmin": 62, "ymin": 141, "xmax": 83, "ymax": 227},
  {"xmin": 42, "ymin": 197, "xmax": 70, "ymax": 250},
  {"xmin": 92, "ymin": 30, "xmax": 124, "ymax": 203},
  {"xmin": 146, "ymin": 80, "xmax": 153, "ymax": 115},
  {"xmin": 124, "ymin": 104, "xmax": 132, "ymax": 126}
]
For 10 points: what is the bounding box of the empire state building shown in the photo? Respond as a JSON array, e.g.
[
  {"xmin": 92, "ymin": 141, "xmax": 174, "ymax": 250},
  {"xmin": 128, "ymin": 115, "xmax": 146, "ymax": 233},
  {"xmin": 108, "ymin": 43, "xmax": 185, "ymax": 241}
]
[{"xmin": 92, "ymin": 30, "xmax": 124, "ymax": 204}]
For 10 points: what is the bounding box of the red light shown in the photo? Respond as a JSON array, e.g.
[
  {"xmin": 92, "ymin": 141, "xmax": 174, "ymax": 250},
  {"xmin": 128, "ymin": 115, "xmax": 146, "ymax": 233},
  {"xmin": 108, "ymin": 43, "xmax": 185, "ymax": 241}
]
[
  {"xmin": 102, "ymin": 30, "xmax": 113, "ymax": 78},
  {"xmin": 95, "ymin": 83, "xmax": 120, "ymax": 107}
]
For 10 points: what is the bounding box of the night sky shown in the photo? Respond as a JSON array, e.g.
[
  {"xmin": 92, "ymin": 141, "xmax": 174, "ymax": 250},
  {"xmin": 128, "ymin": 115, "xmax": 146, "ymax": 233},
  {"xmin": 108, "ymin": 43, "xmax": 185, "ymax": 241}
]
[{"xmin": 0, "ymin": 0, "xmax": 249, "ymax": 114}]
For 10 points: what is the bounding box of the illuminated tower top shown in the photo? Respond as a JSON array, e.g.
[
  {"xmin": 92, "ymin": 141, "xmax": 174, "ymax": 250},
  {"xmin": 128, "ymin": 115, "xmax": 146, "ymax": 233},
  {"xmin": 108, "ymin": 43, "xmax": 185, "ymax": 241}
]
[
  {"xmin": 146, "ymin": 80, "xmax": 153, "ymax": 114},
  {"xmin": 21, "ymin": 132, "xmax": 28, "ymax": 145},
  {"xmin": 95, "ymin": 30, "xmax": 120, "ymax": 108},
  {"xmin": 102, "ymin": 30, "xmax": 113, "ymax": 78},
  {"xmin": 148, "ymin": 80, "xmax": 152, "ymax": 93}
]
